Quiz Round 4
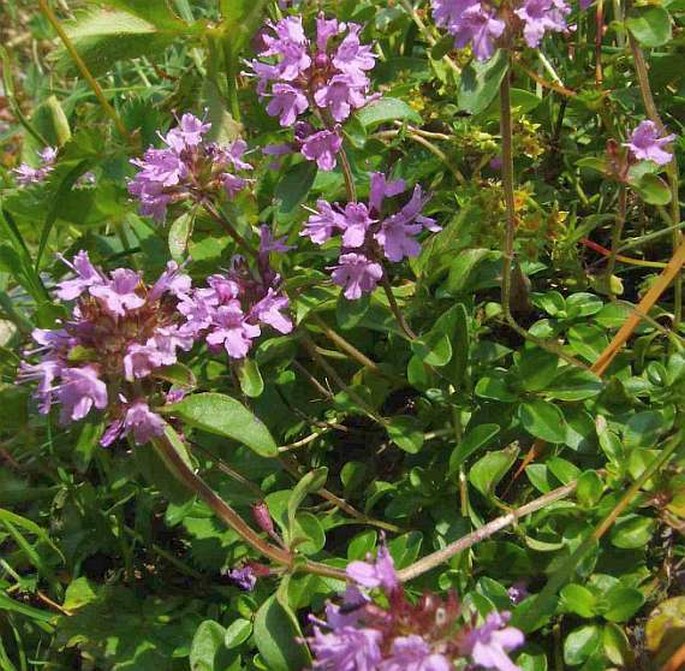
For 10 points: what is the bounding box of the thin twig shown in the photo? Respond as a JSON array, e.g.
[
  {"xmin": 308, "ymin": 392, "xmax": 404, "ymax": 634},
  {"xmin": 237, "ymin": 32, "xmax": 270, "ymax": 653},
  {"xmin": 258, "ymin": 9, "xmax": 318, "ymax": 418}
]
[{"xmin": 398, "ymin": 480, "xmax": 578, "ymax": 581}]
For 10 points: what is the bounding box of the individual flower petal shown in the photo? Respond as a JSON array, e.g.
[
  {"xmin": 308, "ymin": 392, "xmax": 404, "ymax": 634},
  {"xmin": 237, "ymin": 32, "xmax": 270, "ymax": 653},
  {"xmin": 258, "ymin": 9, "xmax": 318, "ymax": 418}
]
[
  {"xmin": 56, "ymin": 365, "xmax": 108, "ymax": 423},
  {"xmin": 251, "ymin": 288, "xmax": 293, "ymax": 334},
  {"xmin": 346, "ymin": 545, "xmax": 398, "ymax": 592},
  {"xmin": 369, "ymin": 172, "xmax": 407, "ymax": 213},
  {"xmin": 340, "ymin": 202, "xmax": 375, "ymax": 248}
]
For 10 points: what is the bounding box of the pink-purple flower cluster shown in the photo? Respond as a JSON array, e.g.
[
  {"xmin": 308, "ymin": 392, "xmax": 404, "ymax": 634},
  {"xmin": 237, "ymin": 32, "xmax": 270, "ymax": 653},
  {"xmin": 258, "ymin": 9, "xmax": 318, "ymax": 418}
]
[
  {"xmin": 250, "ymin": 14, "xmax": 376, "ymax": 170},
  {"xmin": 17, "ymin": 251, "xmax": 193, "ymax": 446},
  {"xmin": 12, "ymin": 146, "xmax": 57, "ymax": 186},
  {"xmin": 308, "ymin": 546, "xmax": 525, "ymax": 670},
  {"xmin": 431, "ymin": 0, "xmax": 571, "ymax": 60},
  {"xmin": 177, "ymin": 229, "xmax": 293, "ymax": 360},
  {"xmin": 18, "ymin": 244, "xmax": 292, "ymax": 445},
  {"xmin": 128, "ymin": 113, "xmax": 252, "ymax": 221},
  {"xmin": 301, "ymin": 173, "xmax": 440, "ymax": 299},
  {"xmin": 624, "ymin": 120, "xmax": 676, "ymax": 166}
]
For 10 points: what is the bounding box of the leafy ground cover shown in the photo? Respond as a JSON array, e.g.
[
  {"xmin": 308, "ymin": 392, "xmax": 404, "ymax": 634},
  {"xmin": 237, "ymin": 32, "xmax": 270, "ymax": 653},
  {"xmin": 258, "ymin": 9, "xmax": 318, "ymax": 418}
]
[{"xmin": 0, "ymin": 0, "xmax": 684, "ymax": 669}]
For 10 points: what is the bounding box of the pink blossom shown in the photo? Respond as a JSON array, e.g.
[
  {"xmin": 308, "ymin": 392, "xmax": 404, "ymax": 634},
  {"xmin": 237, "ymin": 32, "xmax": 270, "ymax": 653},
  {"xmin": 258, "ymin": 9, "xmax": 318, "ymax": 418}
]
[
  {"xmin": 330, "ymin": 253, "xmax": 383, "ymax": 300},
  {"xmin": 301, "ymin": 128, "xmax": 343, "ymax": 171},
  {"xmin": 624, "ymin": 120, "xmax": 676, "ymax": 166}
]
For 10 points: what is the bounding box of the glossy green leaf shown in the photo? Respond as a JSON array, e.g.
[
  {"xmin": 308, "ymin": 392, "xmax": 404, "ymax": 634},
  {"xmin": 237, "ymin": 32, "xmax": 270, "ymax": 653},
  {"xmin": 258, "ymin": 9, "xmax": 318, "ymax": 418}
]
[
  {"xmin": 164, "ymin": 392, "xmax": 278, "ymax": 457},
  {"xmin": 519, "ymin": 400, "xmax": 567, "ymax": 443},
  {"xmin": 458, "ymin": 50, "xmax": 509, "ymax": 114},
  {"xmin": 469, "ymin": 445, "xmax": 519, "ymax": 498},
  {"xmin": 354, "ymin": 97, "xmax": 422, "ymax": 129}
]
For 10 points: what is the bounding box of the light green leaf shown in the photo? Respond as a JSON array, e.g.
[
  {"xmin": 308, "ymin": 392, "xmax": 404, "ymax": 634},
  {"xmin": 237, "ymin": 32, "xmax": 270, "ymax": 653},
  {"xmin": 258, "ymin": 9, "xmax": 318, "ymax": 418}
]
[{"xmin": 164, "ymin": 392, "xmax": 278, "ymax": 457}]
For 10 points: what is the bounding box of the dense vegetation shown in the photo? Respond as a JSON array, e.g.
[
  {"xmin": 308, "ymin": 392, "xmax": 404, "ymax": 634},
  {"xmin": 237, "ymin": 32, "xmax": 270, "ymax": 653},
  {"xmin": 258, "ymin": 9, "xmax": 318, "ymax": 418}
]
[{"xmin": 0, "ymin": 0, "xmax": 684, "ymax": 669}]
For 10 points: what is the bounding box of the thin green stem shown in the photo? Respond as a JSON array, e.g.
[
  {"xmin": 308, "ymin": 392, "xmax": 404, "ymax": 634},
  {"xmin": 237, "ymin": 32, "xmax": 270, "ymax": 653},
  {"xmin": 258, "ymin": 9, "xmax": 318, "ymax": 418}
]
[
  {"xmin": 381, "ymin": 276, "xmax": 416, "ymax": 339},
  {"xmin": 606, "ymin": 184, "xmax": 627, "ymax": 290},
  {"xmin": 202, "ymin": 200, "xmax": 258, "ymax": 258},
  {"xmin": 338, "ymin": 146, "xmax": 357, "ymax": 202},
  {"xmin": 629, "ymin": 34, "xmax": 682, "ymax": 329},
  {"xmin": 38, "ymin": 0, "xmax": 131, "ymax": 143}
]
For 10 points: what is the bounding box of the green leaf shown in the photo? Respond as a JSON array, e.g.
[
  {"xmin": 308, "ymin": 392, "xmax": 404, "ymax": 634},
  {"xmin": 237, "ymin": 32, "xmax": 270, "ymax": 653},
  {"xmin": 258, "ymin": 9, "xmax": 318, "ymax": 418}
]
[
  {"xmin": 475, "ymin": 375, "xmax": 518, "ymax": 402},
  {"xmin": 563, "ymin": 624, "xmax": 602, "ymax": 665},
  {"xmin": 386, "ymin": 415, "xmax": 424, "ymax": 453},
  {"xmin": 519, "ymin": 400, "xmax": 567, "ymax": 443},
  {"xmin": 609, "ymin": 514, "xmax": 655, "ymax": 549},
  {"xmin": 468, "ymin": 445, "xmax": 519, "ymax": 498},
  {"xmin": 63, "ymin": 577, "xmax": 98, "ymax": 611},
  {"xmin": 164, "ymin": 392, "xmax": 278, "ymax": 457},
  {"xmin": 224, "ymin": 618, "xmax": 252, "ymax": 649},
  {"xmin": 546, "ymin": 367, "xmax": 603, "ymax": 401},
  {"xmin": 354, "ymin": 97, "xmax": 422, "ymax": 129},
  {"xmin": 253, "ymin": 595, "xmax": 311, "ymax": 671},
  {"xmin": 576, "ymin": 471, "xmax": 604, "ymax": 508},
  {"xmin": 561, "ymin": 584, "xmax": 599, "ymax": 618},
  {"xmin": 190, "ymin": 620, "xmax": 226, "ymax": 671},
  {"xmin": 85, "ymin": 0, "xmax": 186, "ymax": 29},
  {"xmin": 411, "ymin": 331, "xmax": 452, "ymax": 366},
  {"xmin": 603, "ymin": 586, "xmax": 645, "ymax": 622},
  {"xmin": 449, "ymin": 423, "xmax": 500, "ymax": 472},
  {"xmin": 237, "ymin": 358, "xmax": 265, "ymax": 398},
  {"xmin": 626, "ymin": 7, "xmax": 672, "ymax": 47},
  {"xmin": 630, "ymin": 172, "xmax": 672, "ymax": 205},
  {"xmin": 168, "ymin": 210, "xmax": 195, "ymax": 262},
  {"xmin": 516, "ymin": 348, "xmax": 559, "ymax": 392},
  {"xmin": 287, "ymin": 468, "xmax": 328, "ymax": 531},
  {"xmin": 275, "ymin": 161, "xmax": 318, "ymax": 213},
  {"xmin": 458, "ymin": 50, "xmax": 509, "ymax": 115},
  {"xmin": 57, "ymin": 9, "xmax": 187, "ymax": 76},
  {"xmin": 152, "ymin": 362, "xmax": 196, "ymax": 389},
  {"xmin": 336, "ymin": 293, "xmax": 371, "ymax": 330},
  {"xmin": 624, "ymin": 410, "xmax": 670, "ymax": 449}
]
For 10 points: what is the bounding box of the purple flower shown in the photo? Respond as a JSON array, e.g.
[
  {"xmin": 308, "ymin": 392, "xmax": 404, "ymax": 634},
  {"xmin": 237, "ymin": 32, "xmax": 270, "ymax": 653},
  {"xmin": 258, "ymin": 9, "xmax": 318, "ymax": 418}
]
[
  {"xmin": 268, "ymin": 83, "xmax": 310, "ymax": 126},
  {"xmin": 89, "ymin": 268, "xmax": 145, "ymax": 317},
  {"xmin": 129, "ymin": 113, "xmax": 252, "ymax": 222},
  {"xmin": 226, "ymin": 565, "xmax": 257, "ymax": 591},
  {"xmin": 302, "ymin": 200, "xmax": 347, "ymax": 244},
  {"xmin": 123, "ymin": 342, "xmax": 165, "ymax": 381},
  {"xmin": 375, "ymin": 185, "xmax": 440, "ymax": 261},
  {"xmin": 379, "ymin": 635, "xmax": 452, "ymax": 671},
  {"xmin": 206, "ymin": 303, "xmax": 261, "ymax": 359},
  {"xmin": 251, "ymin": 289, "xmax": 293, "ymax": 334},
  {"xmin": 464, "ymin": 611, "xmax": 525, "ymax": 671},
  {"xmin": 507, "ymin": 581, "xmax": 528, "ymax": 605},
  {"xmin": 13, "ymin": 146, "xmax": 57, "ymax": 186},
  {"xmin": 330, "ymin": 253, "xmax": 383, "ymax": 300},
  {"xmin": 346, "ymin": 545, "xmax": 398, "ymax": 593},
  {"xmin": 55, "ymin": 250, "xmax": 104, "ymax": 301},
  {"xmin": 369, "ymin": 172, "xmax": 406, "ymax": 213},
  {"xmin": 122, "ymin": 401, "xmax": 165, "ymax": 444},
  {"xmin": 624, "ymin": 120, "xmax": 676, "ymax": 166},
  {"xmin": 259, "ymin": 225, "xmax": 293, "ymax": 254},
  {"xmin": 331, "ymin": 23, "xmax": 377, "ymax": 75},
  {"xmin": 430, "ymin": 0, "xmax": 504, "ymax": 61},
  {"xmin": 165, "ymin": 112, "xmax": 211, "ymax": 151},
  {"xmin": 452, "ymin": 4, "xmax": 505, "ymax": 61},
  {"xmin": 515, "ymin": 0, "xmax": 571, "ymax": 48},
  {"xmin": 56, "ymin": 365, "xmax": 108, "ymax": 423},
  {"xmin": 19, "ymin": 252, "xmax": 200, "ymax": 440},
  {"xmin": 309, "ymin": 625, "xmax": 383, "ymax": 671},
  {"xmin": 314, "ymin": 74, "xmax": 369, "ymax": 123},
  {"xmin": 101, "ymin": 400, "xmax": 166, "ymax": 446},
  {"xmin": 301, "ymin": 128, "xmax": 343, "ymax": 171},
  {"xmin": 339, "ymin": 203, "xmax": 375, "ymax": 248}
]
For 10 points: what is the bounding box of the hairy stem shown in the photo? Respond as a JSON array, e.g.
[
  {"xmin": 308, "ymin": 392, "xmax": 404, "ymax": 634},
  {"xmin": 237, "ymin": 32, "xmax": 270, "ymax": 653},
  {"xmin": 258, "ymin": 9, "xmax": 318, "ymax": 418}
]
[
  {"xmin": 202, "ymin": 200, "xmax": 258, "ymax": 258},
  {"xmin": 382, "ymin": 276, "xmax": 416, "ymax": 339}
]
